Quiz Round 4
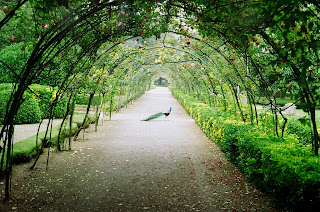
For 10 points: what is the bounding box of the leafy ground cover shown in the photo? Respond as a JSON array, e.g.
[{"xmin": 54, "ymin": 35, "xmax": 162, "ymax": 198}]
[{"xmin": 171, "ymin": 88, "xmax": 320, "ymax": 211}]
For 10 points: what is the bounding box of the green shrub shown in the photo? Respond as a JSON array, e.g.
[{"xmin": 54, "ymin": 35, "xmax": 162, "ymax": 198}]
[
  {"xmin": 0, "ymin": 83, "xmax": 14, "ymax": 91},
  {"xmin": 0, "ymin": 83, "xmax": 65, "ymax": 123},
  {"xmin": 0, "ymin": 43, "xmax": 31, "ymax": 83},
  {"xmin": 76, "ymin": 93, "xmax": 102, "ymax": 105},
  {"xmin": 261, "ymin": 140, "xmax": 320, "ymax": 211},
  {"xmin": 52, "ymin": 96, "xmax": 67, "ymax": 119},
  {"xmin": 28, "ymin": 84, "xmax": 66, "ymax": 119},
  {"xmin": 0, "ymin": 90, "xmax": 11, "ymax": 123},
  {"xmin": 0, "ymin": 90, "xmax": 41, "ymax": 124},
  {"xmin": 28, "ymin": 84, "xmax": 52, "ymax": 118},
  {"xmin": 287, "ymin": 118, "xmax": 312, "ymax": 144},
  {"xmin": 15, "ymin": 96, "xmax": 41, "ymax": 124}
]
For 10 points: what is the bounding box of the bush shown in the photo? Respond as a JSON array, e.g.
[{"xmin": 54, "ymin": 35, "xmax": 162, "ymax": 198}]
[
  {"xmin": 0, "ymin": 83, "xmax": 65, "ymax": 124},
  {"xmin": 171, "ymin": 88, "xmax": 320, "ymax": 211},
  {"xmin": 0, "ymin": 43, "xmax": 31, "ymax": 83},
  {"xmin": 76, "ymin": 93, "xmax": 102, "ymax": 105},
  {"xmin": 286, "ymin": 118, "xmax": 313, "ymax": 144},
  {"xmin": 261, "ymin": 141, "xmax": 320, "ymax": 211},
  {"xmin": 0, "ymin": 90, "xmax": 12, "ymax": 123},
  {"xmin": 28, "ymin": 84, "xmax": 66, "ymax": 119},
  {"xmin": 0, "ymin": 83, "xmax": 14, "ymax": 91},
  {"xmin": 14, "ymin": 96, "xmax": 41, "ymax": 124},
  {"xmin": 0, "ymin": 90, "xmax": 41, "ymax": 124}
]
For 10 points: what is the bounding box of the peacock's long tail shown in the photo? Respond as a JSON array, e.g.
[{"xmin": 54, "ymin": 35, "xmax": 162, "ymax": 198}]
[{"xmin": 141, "ymin": 112, "xmax": 165, "ymax": 121}]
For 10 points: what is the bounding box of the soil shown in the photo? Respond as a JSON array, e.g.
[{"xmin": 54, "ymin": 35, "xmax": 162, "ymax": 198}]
[{"xmin": 0, "ymin": 87, "xmax": 282, "ymax": 212}]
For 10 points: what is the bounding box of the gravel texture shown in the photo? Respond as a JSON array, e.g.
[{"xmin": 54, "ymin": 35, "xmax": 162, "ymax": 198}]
[{"xmin": 0, "ymin": 87, "xmax": 281, "ymax": 212}]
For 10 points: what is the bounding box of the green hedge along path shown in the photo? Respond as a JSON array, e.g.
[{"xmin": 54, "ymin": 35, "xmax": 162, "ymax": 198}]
[{"xmin": 0, "ymin": 87, "xmax": 278, "ymax": 211}]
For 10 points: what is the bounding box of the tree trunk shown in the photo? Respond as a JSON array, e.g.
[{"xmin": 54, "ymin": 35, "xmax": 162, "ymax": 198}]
[
  {"xmin": 300, "ymin": 94, "xmax": 306, "ymax": 103},
  {"xmin": 220, "ymin": 85, "xmax": 227, "ymax": 111},
  {"xmin": 310, "ymin": 107, "xmax": 319, "ymax": 156},
  {"xmin": 57, "ymin": 94, "xmax": 73, "ymax": 151},
  {"xmin": 98, "ymin": 93, "xmax": 105, "ymax": 126},
  {"xmin": 74, "ymin": 92, "xmax": 95, "ymax": 140},
  {"xmin": 30, "ymin": 103, "xmax": 55, "ymax": 170},
  {"xmin": 46, "ymin": 118, "xmax": 54, "ymax": 170},
  {"xmin": 4, "ymin": 124, "xmax": 14, "ymax": 201},
  {"xmin": 229, "ymin": 82, "xmax": 246, "ymax": 122},
  {"xmin": 273, "ymin": 98, "xmax": 279, "ymax": 137},
  {"xmin": 247, "ymin": 93, "xmax": 254, "ymax": 125},
  {"xmin": 2, "ymin": 86, "xmax": 26, "ymax": 200},
  {"xmin": 279, "ymin": 112, "xmax": 288, "ymax": 138},
  {"xmin": 95, "ymin": 93, "xmax": 100, "ymax": 132},
  {"xmin": 109, "ymin": 91, "xmax": 114, "ymax": 120},
  {"xmin": 0, "ymin": 126, "xmax": 9, "ymax": 179},
  {"xmin": 252, "ymin": 97, "xmax": 259, "ymax": 125},
  {"xmin": 68, "ymin": 94, "xmax": 75, "ymax": 150}
]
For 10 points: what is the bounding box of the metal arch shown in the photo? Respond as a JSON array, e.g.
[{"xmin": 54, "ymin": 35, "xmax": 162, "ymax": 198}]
[
  {"xmin": 116, "ymin": 53, "xmax": 212, "ymax": 98},
  {"xmin": 95, "ymin": 42, "xmax": 220, "ymax": 96}
]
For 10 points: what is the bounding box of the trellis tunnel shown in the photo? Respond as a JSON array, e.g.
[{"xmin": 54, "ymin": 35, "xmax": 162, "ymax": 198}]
[{"xmin": 0, "ymin": 0, "xmax": 319, "ymax": 203}]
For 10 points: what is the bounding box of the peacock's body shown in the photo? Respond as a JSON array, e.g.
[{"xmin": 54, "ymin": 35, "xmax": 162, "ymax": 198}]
[{"xmin": 142, "ymin": 107, "xmax": 172, "ymax": 121}]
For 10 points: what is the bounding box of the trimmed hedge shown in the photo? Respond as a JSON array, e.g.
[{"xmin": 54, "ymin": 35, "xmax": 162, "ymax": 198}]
[
  {"xmin": 28, "ymin": 84, "xmax": 66, "ymax": 119},
  {"xmin": 0, "ymin": 90, "xmax": 41, "ymax": 124},
  {"xmin": 14, "ymin": 96, "xmax": 41, "ymax": 124},
  {"xmin": 287, "ymin": 118, "xmax": 313, "ymax": 145},
  {"xmin": 11, "ymin": 122, "xmax": 77, "ymax": 164},
  {"xmin": 0, "ymin": 83, "xmax": 66, "ymax": 124},
  {"xmin": 76, "ymin": 93, "xmax": 102, "ymax": 106},
  {"xmin": 171, "ymin": 88, "xmax": 320, "ymax": 211}
]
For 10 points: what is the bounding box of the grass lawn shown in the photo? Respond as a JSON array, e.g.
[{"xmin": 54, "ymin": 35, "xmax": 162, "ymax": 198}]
[
  {"xmin": 258, "ymin": 97, "xmax": 305, "ymax": 107},
  {"xmin": 257, "ymin": 97, "xmax": 320, "ymax": 127},
  {"xmin": 258, "ymin": 96, "xmax": 296, "ymax": 104},
  {"xmin": 274, "ymin": 97, "xmax": 296, "ymax": 105},
  {"xmin": 295, "ymin": 108, "xmax": 320, "ymax": 123}
]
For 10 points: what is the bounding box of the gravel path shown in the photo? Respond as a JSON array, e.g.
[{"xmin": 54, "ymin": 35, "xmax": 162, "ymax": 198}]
[
  {"xmin": 0, "ymin": 87, "xmax": 280, "ymax": 211},
  {"xmin": 12, "ymin": 119, "xmax": 63, "ymax": 144}
]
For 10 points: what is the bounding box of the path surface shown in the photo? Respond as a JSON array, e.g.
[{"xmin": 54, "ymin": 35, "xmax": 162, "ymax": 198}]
[
  {"xmin": 13, "ymin": 119, "xmax": 63, "ymax": 143},
  {"xmin": 1, "ymin": 87, "xmax": 280, "ymax": 211}
]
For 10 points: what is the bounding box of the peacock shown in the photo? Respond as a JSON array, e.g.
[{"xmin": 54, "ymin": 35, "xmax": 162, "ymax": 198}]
[{"xmin": 142, "ymin": 107, "xmax": 172, "ymax": 121}]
